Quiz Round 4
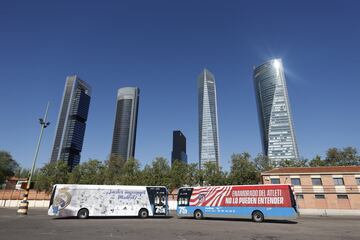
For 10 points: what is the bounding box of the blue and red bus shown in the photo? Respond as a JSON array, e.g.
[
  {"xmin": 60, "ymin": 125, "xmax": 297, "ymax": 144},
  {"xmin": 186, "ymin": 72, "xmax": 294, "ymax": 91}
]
[{"xmin": 176, "ymin": 184, "xmax": 298, "ymax": 222}]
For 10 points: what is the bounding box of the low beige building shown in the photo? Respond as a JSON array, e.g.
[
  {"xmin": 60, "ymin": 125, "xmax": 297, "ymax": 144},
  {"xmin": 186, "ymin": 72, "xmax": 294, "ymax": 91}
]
[{"xmin": 261, "ymin": 166, "xmax": 360, "ymax": 216}]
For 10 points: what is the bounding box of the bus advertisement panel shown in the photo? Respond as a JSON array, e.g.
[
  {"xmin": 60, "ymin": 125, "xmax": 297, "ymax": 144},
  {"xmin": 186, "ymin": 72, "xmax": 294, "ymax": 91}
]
[
  {"xmin": 48, "ymin": 184, "xmax": 169, "ymax": 219},
  {"xmin": 177, "ymin": 184, "xmax": 298, "ymax": 222}
]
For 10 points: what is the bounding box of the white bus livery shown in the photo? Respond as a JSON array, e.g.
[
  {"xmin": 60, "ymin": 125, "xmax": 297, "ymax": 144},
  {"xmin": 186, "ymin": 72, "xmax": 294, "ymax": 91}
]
[{"xmin": 48, "ymin": 184, "xmax": 169, "ymax": 219}]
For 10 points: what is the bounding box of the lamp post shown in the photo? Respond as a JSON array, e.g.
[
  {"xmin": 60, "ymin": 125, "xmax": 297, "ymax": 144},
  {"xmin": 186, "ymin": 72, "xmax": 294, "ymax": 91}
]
[{"xmin": 17, "ymin": 102, "xmax": 50, "ymax": 215}]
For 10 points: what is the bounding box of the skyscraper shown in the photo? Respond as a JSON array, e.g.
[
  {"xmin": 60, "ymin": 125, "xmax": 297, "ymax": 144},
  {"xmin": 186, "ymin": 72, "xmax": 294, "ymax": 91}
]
[
  {"xmin": 111, "ymin": 87, "xmax": 140, "ymax": 161},
  {"xmin": 198, "ymin": 68, "xmax": 220, "ymax": 169},
  {"xmin": 253, "ymin": 59, "xmax": 299, "ymax": 165},
  {"xmin": 171, "ymin": 130, "xmax": 187, "ymax": 164},
  {"xmin": 50, "ymin": 75, "xmax": 91, "ymax": 170}
]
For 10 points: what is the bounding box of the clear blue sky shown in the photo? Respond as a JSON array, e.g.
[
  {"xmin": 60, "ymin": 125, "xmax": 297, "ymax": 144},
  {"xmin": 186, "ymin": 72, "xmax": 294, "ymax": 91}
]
[{"xmin": 0, "ymin": 0, "xmax": 359, "ymax": 170}]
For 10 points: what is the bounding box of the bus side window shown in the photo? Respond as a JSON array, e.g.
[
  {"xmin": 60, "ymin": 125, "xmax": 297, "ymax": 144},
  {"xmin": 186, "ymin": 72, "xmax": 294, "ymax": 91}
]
[
  {"xmin": 178, "ymin": 197, "xmax": 189, "ymax": 206},
  {"xmin": 155, "ymin": 195, "xmax": 160, "ymax": 205}
]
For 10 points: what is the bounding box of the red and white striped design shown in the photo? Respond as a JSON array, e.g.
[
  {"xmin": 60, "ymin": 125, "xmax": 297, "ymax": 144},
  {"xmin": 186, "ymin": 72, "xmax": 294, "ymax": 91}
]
[{"xmin": 190, "ymin": 186, "xmax": 233, "ymax": 207}]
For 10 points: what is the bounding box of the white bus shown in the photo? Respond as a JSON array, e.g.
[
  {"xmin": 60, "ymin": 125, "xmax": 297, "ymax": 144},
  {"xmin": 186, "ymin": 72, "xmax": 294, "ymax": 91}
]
[{"xmin": 48, "ymin": 184, "xmax": 169, "ymax": 219}]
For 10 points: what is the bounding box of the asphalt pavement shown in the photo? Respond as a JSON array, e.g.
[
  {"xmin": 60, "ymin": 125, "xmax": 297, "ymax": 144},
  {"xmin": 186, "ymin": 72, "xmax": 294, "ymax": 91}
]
[{"xmin": 0, "ymin": 208, "xmax": 359, "ymax": 240}]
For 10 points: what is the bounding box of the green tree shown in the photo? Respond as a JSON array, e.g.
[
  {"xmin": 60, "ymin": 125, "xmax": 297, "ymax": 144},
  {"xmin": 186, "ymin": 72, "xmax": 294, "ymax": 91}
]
[
  {"xmin": 340, "ymin": 147, "xmax": 360, "ymax": 165},
  {"xmin": 0, "ymin": 150, "xmax": 19, "ymax": 185},
  {"xmin": 104, "ymin": 154, "xmax": 125, "ymax": 184},
  {"xmin": 35, "ymin": 160, "xmax": 69, "ymax": 192},
  {"xmin": 120, "ymin": 158, "xmax": 141, "ymax": 185},
  {"xmin": 169, "ymin": 160, "xmax": 188, "ymax": 191},
  {"xmin": 253, "ymin": 154, "xmax": 273, "ymax": 172},
  {"xmin": 149, "ymin": 157, "xmax": 171, "ymax": 187},
  {"xmin": 228, "ymin": 153, "xmax": 259, "ymax": 185},
  {"xmin": 325, "ymin": 147, "xmax": 360, "ymax": 166},
  {"xmin": 308, "ymin": 155, "xmax": 326, "ymax": 167},
  {"xmin": 14, "ymin": 167, "xmax": 31, "ymax": 179},
  {"xmin": 67, "ymin": 165, "xmax": 81, "ymax": 184},
  {"xmin": 323, "ymin": 147, "xmax": 360, "ymax": 166},
  {"xmin": 186, "ymin": 163, "xmax": 203, "ymax": 186},
  {"xmin": 68, "ymin": 159, "xmax": 105, "ymax": 185},
  {"xmin": 325, "ymin": 148, "xmax": 342, "ymax": 166},
  {"xmin": 202, "ymin": 162, "xmax": 227, "ymax": 186},
  {"xmin": 141, "ymin": 164, "xmax": 154, "ymax": 186},
  {"xmin": 278, "ymin": 158, "xmax": 308, "ymax": 167}
]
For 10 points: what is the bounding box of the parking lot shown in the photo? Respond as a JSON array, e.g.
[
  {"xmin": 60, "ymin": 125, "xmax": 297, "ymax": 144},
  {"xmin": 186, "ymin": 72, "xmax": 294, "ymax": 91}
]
[{"xmin": 0, "ymin": 208, "xmax": 359, "ymax": 240}]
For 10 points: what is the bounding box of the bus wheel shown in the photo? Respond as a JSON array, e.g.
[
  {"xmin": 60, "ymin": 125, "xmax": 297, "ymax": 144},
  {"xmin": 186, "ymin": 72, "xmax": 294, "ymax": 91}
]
[
  {"xmin": 77, "ymin": 208, "xmax": 89, "ymax": 219},
  {"xmin": 139, "ymin": 208, "xmax": 149, "ymax": 218},
  {"xmin": 252, "ymin": 211, "xmax": 264, "ymax": 223},
  {"xmin": 194, "ymin": 210, "xmax": 203, "ymax": 220}
]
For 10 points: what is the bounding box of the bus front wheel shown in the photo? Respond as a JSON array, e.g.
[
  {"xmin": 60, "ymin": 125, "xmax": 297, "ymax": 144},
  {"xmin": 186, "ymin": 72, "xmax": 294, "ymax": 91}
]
[
  {"xmin": 77, "ymin": 208, "xmax": 89, "ymax": 219},
  {"xmin": 139, "ymin": 208, "xmax": 149, "ymax": 218},
  {"xmin": 252, "ymin": 210, "xmax": 264, "ymax": 223},
  {"xmin": 194, "ymin": 210, "xmax": 203, "ymax": 220}
]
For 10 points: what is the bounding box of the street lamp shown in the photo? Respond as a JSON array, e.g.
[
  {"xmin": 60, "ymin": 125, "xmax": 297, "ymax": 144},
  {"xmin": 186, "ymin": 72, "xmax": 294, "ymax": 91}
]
[{"xmin": 17, "ymin": 102, "xmax": 50, "ymax": 215}]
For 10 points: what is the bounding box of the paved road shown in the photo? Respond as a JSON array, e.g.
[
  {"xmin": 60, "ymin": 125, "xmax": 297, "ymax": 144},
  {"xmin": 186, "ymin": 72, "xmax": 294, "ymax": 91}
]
[{"xmin": 0, "ymin": 208, "xmax": 359, "ymax": 240}]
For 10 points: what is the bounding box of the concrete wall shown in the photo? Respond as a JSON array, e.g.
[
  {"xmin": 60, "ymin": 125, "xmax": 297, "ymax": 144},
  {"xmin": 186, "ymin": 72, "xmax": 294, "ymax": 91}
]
[
  {"xmin": 299, "ymin": 208, "xmax": 360, "ymax": 216},
  {"xmin": 0, "ymin": 200, "xmax": 50, "ymax": 208}
]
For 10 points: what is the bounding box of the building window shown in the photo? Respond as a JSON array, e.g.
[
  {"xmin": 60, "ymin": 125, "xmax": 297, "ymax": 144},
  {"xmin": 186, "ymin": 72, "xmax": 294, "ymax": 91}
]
[
  {"xmin": 296, "ymin": 194, "xmax": 304, "ymax": 199},
  {"xmin": 333, "ymin": 178, "xmax": 344, "ymax": 185},
  {"xmin": 311, "ymin": 178, "xmax": 322, "ymax": 186},
  {"xmin": 337, "ymin": 195, "xmax": 348, "ymax": 199},
  {"xmin": 356, "ymin": 178, "xmax": 360, "ymax": 185},
  {"xmin": 271, "ymin": 178, "xmax": 280, "ymax": 184},
  {"xmin": 291, "ymin": 178, "xmax": 301, "ymax": 186},
  {"xmin": 315, "ymin": 194, "xmax": 325, "ymax": 199}
]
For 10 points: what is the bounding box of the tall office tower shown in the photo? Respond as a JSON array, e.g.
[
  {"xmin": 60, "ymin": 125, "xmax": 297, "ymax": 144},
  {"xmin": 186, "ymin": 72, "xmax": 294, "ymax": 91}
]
[
  {"xmin": 171, "ymin": 130, "xmax": 187, "ymax": 164},
  {"xmin": 50, "ymin": 75, "xmax": 91, "ymax": 170},
  {"xmin": 111, "ymin": 87, "xmax": 140, "ymax": 161},
  {"xmin": 253, "ymin": 59, "xmax": 299, "ymax": 165},
  {"xmin": 198, "ymin": 68, "xmax": 220, "ymax": 169}
]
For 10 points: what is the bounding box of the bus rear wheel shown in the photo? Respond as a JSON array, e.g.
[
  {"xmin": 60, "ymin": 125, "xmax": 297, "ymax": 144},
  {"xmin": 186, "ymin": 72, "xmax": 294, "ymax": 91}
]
[
  {"xmin": 139, "ymin": 208, "xmax": 149, "ymax": 218},
  {"xmin": 194, "ymin": 210, "xmax": 203, "ymax": 220},
  {"xmin": 77, "ymin": 208, "xmax": 89, "ymax": 219},
  {"xmin": 252, "ymin": 210, "xmax": 264, "ymax": 223}
]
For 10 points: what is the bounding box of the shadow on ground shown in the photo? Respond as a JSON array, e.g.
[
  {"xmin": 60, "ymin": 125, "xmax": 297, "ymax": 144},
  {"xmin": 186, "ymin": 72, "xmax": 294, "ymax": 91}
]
[
  {"xmin": 177, "ymin": 216, "xmax": 297, "ymax": 224},
  {"xmin": 53, "ymin": 215, "xmax": 174, "ymax": 220}
]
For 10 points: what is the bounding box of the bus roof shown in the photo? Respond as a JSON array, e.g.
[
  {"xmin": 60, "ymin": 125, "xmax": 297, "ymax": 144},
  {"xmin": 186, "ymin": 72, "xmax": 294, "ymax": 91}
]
[
  {"xmin": 178, "ymin": 184, "xmax": 291, "ymax": 189},
  {"xmin": 53, "ymin": 184, "xmax": 168, "ymax": 189}
]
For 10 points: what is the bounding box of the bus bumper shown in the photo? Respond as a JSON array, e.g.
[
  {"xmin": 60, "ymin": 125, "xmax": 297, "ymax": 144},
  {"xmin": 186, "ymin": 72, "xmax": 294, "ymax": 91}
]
[{"xmin": 48, "ymin": 205, "xmax": 59, "ymax": 216}]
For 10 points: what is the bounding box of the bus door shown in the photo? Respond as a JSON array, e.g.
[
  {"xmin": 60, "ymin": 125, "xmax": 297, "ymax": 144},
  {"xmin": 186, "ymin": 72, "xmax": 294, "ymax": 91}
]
[
  {"xmin": 289, "ymin": 186, "xmax": 298, "ymax": 213},
  {"xmin": 146, "ymin": 187, "xmax": 168, "ymax": 216}
]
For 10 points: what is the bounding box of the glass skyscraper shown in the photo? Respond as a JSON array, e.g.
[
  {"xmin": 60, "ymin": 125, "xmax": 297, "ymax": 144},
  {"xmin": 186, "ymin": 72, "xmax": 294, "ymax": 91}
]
[
  {"xmin": 111, "ymin": 87, "xmax": 140, "ymax": 160},
  {"xmin": 50, "ymin": 75, "xmax": 91, "ymax": 170},
  {"xmin": 171, "ymin": 130, "xmax": 187, "ymax": 165},
  {"xmin": 198, "ymin": 69, "xmax": 220, "ymax": 169},
  {"xmin": 253, "ymin": 59, "xmax": 299, "ymax": 165}
]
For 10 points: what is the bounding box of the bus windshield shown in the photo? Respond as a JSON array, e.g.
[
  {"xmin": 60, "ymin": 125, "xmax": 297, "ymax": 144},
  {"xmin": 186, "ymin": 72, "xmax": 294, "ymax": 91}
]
[
  {"xmin": 48, "ymin": 185, "xmax": 56, "ymax": 209},
  {"xmin": 177, "ymin": 188, "xmax": 192, "ymax": 206}
]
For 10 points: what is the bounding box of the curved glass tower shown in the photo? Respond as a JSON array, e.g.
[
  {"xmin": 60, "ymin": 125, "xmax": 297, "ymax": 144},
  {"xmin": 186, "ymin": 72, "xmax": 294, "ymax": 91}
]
[
  {"xmin": 111, "ymin": 87, "xmax": 140, "ymax": 161},
  {"xmin": 253, "ymin": 59, "xmax": 299, "ymax": 165},
  {"xmin": 198, "ymin": 69, "xmax": 220, "ymax": 169}
]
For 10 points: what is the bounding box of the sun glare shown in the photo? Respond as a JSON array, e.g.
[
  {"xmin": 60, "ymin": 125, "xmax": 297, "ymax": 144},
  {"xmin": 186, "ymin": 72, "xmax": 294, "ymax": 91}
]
[{"xmin": 273, "ymin": 59, "xmax": 282, "ymax": 70}]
